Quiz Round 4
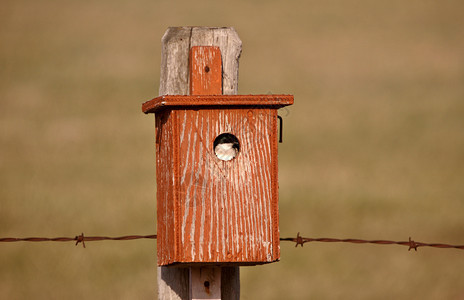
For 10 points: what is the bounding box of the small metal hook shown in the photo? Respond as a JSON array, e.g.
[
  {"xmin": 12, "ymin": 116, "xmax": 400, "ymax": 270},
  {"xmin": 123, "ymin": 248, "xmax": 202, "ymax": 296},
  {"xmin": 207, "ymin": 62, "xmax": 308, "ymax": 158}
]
[{"xmin": 277, "ymin": 115, "xmax": 283, "ymax": 143}]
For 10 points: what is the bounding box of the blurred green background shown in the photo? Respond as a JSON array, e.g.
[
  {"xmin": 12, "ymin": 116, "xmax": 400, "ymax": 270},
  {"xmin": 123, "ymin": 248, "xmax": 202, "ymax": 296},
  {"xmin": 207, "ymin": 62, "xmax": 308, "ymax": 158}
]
[{"xmin": 1, "ymin": 0, "xmax": 463, "ymax": 299}]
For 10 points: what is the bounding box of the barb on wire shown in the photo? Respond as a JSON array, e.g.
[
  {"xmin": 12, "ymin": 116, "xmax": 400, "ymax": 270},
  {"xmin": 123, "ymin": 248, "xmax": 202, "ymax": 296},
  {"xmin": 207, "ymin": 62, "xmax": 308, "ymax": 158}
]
[
  {"xmin": 0, "ymin": 234, "xmax": 157, "ymax": 248},
  {"xmin": 75, "ymin": 233, "xmax": 85, "ymax": 248},
  {"xmin": 280, "ymin": 232, "xmax": 464, "ymax": 251}
]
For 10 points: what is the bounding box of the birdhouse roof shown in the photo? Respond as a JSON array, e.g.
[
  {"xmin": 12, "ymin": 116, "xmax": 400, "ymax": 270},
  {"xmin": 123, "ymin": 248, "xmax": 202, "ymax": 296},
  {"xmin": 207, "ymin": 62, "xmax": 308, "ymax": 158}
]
[{"xmin": 142, "ymin": 94, "xmax": 293, "ymax": 114}]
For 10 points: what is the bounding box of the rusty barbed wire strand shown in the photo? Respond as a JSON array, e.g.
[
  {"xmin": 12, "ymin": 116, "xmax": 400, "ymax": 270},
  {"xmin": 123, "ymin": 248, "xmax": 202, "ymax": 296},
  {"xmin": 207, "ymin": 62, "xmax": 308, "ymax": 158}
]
[
  {"xmin": 1, "ymin": 232, "xmax": 463, "ymax": 251},
  {"xmin": 280, "ymin": 232, "xmax": 464, "ymax": 251},
  {"xmin": 0, "ymin": 234, "xmax": 157, "ymax": 248}
]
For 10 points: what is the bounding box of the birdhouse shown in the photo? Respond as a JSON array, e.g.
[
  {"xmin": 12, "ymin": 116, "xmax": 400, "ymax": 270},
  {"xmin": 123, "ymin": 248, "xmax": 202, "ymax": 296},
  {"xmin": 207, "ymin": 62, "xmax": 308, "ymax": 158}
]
[{"xmin": 143, "ymin": 45, "xmax": 293, "ymax": 266}]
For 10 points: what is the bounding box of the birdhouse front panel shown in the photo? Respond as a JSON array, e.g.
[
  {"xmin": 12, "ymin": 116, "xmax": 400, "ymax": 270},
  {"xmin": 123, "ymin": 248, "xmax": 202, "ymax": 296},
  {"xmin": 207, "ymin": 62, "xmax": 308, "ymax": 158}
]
[
  {"xmin": 175, "ymin": 107, "xmax": 279, "ymax": 265},
  {"xmin": 144, "ymin": 94, "xmax": 293, "ymax": 266}
]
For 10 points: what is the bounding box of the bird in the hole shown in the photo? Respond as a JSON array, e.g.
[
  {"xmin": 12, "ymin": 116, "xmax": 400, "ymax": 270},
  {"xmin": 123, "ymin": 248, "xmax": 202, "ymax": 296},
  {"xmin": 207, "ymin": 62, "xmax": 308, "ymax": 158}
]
[{"xmin": 214, "ymin": 134, "xmax": 240, "ymax": 161}]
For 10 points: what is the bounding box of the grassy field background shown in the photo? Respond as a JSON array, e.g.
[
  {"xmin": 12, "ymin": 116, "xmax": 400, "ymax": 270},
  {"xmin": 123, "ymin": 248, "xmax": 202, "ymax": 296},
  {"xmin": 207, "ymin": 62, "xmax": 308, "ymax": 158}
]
[{"xmin": 1, "ymin": 0, "xmax": 464, "ymax": 299}]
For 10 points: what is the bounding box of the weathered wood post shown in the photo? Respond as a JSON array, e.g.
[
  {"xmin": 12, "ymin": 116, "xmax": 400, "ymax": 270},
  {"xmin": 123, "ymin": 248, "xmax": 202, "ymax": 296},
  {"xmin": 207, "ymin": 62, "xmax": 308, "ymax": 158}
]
[{"xmin": 142, "ymin": 27, "xmax": 293, "ymax": 299}]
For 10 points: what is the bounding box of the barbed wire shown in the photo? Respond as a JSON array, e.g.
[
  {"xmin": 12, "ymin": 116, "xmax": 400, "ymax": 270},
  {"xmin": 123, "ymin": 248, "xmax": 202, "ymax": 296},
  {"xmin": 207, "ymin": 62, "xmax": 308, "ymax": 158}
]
[
  {"xmin": 0, "ymin": 234, "xmax": 157, "ymax": 248},
  {"xmin": 1, "ymin": 232, "xmax": 463, "ymax": 251},
  {"xmin": 280, "ymin": 232, "xmax": 464, "ymax": 251}
]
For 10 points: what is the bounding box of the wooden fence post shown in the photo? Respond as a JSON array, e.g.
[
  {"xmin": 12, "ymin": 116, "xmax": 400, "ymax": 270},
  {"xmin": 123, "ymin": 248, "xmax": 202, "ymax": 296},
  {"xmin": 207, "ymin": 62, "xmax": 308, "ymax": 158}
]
[{"xmin": 157, "ymin": 26, "xmax": 242, "ymax": 300}]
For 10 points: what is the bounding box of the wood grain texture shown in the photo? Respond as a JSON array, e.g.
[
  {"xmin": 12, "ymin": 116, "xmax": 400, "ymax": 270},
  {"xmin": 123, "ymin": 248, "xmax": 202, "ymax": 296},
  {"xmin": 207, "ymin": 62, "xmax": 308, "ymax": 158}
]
[
  {"xmin": 159, "ymin": 27, "xmax": 241, "ymax": 96},
  {"xmin": 156, "ymin": 110, "xmax": 176, "ymax": 264},
  {"xmin": 220, "ymin": 267, "xmax": 240, "ymax": 300},
  {"xmin": 157, "ymin": 267, "xmax": 190, "ymax": 300},
  {"xmin": 173, "ymin": 108, "xmax": 280, "ymax": 264},
  {"xmin": 190, "ymin": 267, "xmax": 221, "ymax": 299},
  {"xmin": 156, "ymin": 27, "xmax": 242, "ymax": 300}
]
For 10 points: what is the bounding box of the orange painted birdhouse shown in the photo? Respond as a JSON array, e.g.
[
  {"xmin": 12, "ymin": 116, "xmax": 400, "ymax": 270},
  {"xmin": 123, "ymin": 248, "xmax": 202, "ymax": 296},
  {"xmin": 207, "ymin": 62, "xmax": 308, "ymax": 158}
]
[{"xmin": 142, "ymin": 46, "xmax": 293, "ymax": 266}]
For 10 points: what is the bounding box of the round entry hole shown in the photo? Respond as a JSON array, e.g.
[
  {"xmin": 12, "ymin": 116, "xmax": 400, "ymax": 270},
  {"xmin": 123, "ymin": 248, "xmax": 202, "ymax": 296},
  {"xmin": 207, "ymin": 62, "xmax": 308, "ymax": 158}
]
[{"xmin": 213, "ymin": 133, "xmax": 240, "ymax": 161}]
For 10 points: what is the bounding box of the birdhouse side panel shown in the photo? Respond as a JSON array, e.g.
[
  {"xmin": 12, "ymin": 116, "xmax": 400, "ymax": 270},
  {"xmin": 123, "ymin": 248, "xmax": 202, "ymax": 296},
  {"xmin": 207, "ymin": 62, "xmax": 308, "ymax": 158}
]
[
  {"xmin": 176, "ymin": 108, "xmax": 280, "ymax": 264},
  {"xmin": 156, "ymin": 110, "xmax": 179, "ymax": 265}
]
